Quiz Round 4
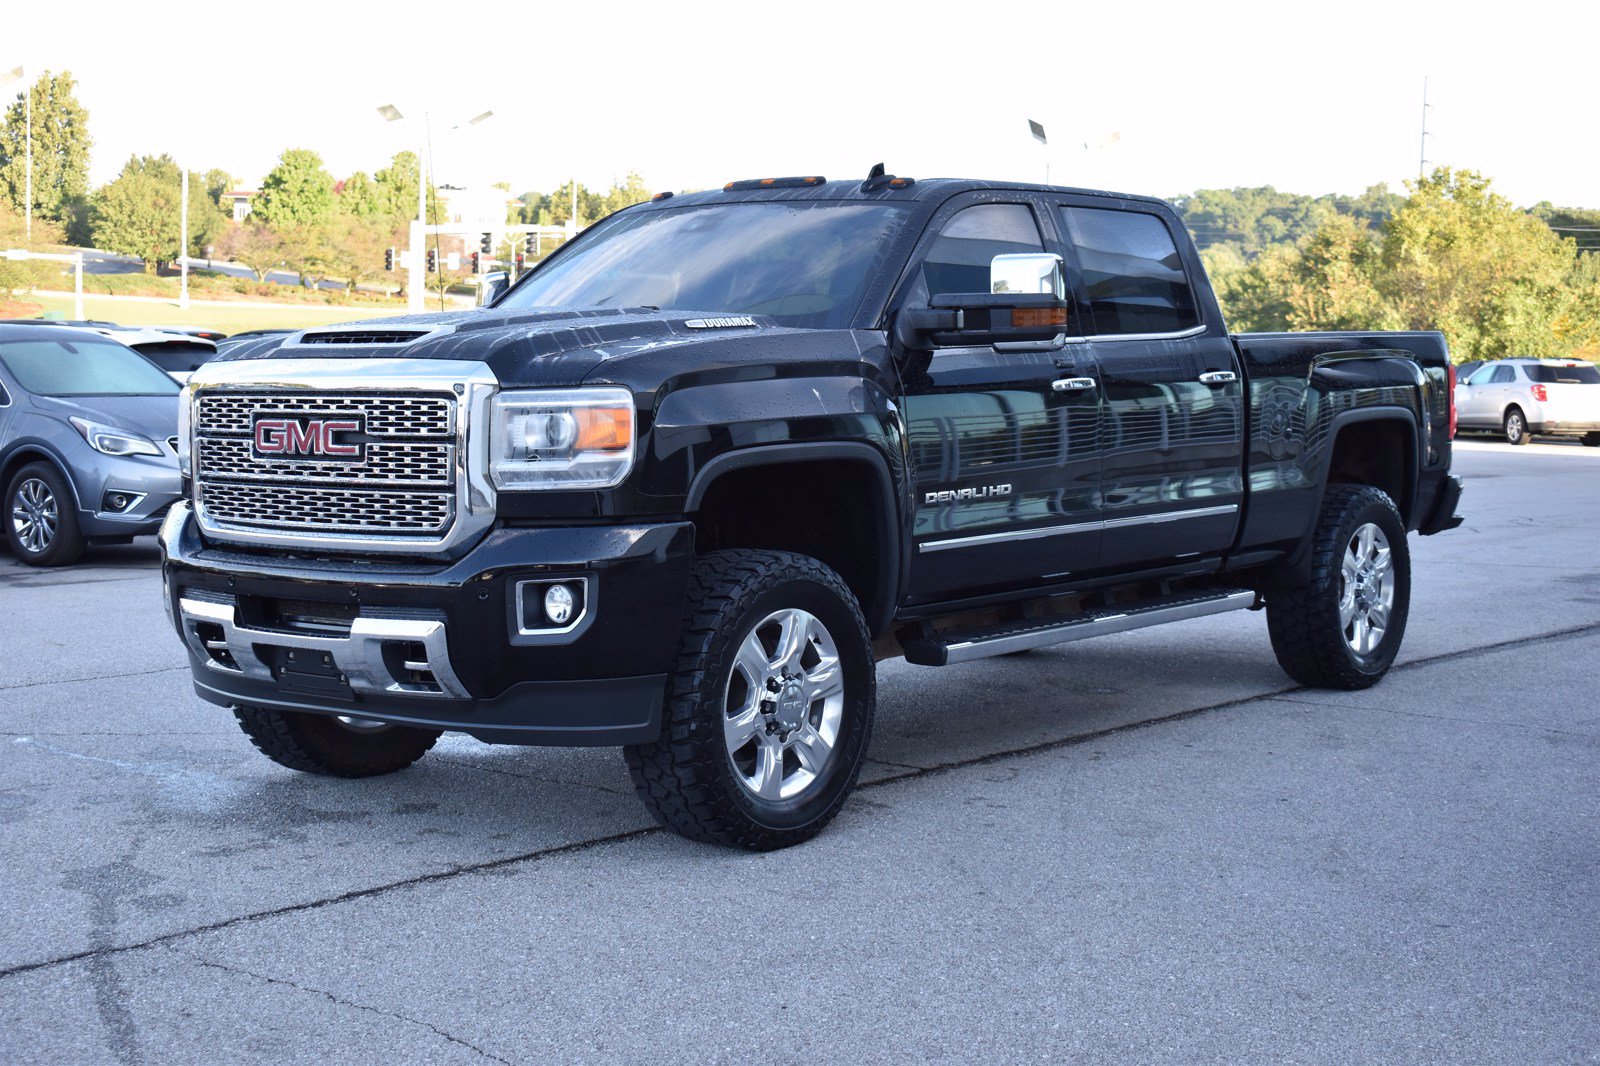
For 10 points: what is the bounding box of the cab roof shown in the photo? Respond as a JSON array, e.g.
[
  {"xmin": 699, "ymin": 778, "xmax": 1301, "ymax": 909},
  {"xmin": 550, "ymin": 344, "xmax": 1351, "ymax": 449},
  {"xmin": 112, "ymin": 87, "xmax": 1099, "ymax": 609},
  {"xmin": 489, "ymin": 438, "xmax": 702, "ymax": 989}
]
[{"xmin": 637, "ymin": 176, "xmax": 1173, "ymax": 213}]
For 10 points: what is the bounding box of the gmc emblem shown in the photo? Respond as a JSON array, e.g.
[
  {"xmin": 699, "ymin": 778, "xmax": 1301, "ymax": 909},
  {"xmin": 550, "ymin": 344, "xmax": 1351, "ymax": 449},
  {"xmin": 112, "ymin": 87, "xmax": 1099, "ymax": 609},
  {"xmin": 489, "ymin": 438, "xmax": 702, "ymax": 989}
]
[{"xmin": 252, "ymin": 415, "xmax": 366, "ymax": 461}]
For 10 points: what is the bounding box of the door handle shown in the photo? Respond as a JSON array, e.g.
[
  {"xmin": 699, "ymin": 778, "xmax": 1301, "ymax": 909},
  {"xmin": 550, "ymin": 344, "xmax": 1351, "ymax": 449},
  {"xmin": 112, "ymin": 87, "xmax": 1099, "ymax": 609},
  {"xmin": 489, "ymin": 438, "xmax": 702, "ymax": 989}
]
[
  {"xmin": 1198, "ymin": 371, "xmax": 1238, "ymax": 385},
  {"xmin": 1052, "ymin": 377, "xmax": 1097, "ymax": 393}
]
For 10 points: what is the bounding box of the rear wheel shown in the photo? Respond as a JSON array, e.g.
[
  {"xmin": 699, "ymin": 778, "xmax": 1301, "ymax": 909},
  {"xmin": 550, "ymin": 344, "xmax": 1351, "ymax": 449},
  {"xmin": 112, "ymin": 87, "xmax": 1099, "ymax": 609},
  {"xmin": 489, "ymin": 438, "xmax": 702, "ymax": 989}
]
[
  {"xmin": 1581, "ymin": 432, "xmax": 1600, "ymax": 448},
  {"xmin": 624, "ymin": 549, "xmax": 875, "ymax": 850},
  {"xmin": 233, "ymin": 706, "xmax": 441, "ymax": 777},
  {"xmin": 4, "ymin": 463, "xmax": 85, "ymax": 567},
  {"xmin": 1266, "ymin": 484, "xmax": 1411, "ymax": 690},
  {"xmin": 1503, "ymin": 406, "xmax": 1529, "ymax": 445}
]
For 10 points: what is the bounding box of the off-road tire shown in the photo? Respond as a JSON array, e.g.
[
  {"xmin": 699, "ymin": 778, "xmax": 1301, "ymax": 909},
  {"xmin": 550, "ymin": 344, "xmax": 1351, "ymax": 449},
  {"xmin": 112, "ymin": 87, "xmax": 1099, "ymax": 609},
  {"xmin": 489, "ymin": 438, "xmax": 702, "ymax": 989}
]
[
  {"xmin": 233, "ymin": 706, "xmax": 440, "ymax": 777},
  {"xmin": 1266, "ymin": 484, "xmax": 1410, "ymax": 690},
  {"xmin": 624, "ymin": 549, "xmax": 875, "ymax": 850},
  {"xmin": 4, "ymin": 462, "xmax": 86, "ymax": 567},
  {"xmin": 1503, "ymin": 406, "xmax": 1529, "ymax": 445}
]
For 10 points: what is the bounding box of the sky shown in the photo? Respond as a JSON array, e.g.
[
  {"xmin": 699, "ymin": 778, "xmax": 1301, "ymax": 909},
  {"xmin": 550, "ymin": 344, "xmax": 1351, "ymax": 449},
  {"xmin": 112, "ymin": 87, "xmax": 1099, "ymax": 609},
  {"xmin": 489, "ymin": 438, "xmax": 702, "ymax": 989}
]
[{"xmin": 12, "ymin": 0, "xmax": 1598, "ymax": 209}]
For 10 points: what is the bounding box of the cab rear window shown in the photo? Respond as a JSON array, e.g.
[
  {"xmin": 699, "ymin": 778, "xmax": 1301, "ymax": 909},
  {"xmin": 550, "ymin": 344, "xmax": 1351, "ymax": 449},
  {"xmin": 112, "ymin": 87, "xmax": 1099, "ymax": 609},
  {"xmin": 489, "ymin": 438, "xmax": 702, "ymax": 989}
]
[{"xmin": 1524, "ymin": 364, "xmax": 1600, "ymax": 384}]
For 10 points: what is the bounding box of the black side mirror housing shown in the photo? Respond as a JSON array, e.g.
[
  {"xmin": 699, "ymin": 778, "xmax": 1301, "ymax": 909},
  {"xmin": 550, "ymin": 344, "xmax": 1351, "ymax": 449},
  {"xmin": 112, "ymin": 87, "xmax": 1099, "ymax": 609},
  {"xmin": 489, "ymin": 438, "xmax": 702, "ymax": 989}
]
[{"xmin": 896, "ymin": 292, "xmax": 1069, "ymax": 350}]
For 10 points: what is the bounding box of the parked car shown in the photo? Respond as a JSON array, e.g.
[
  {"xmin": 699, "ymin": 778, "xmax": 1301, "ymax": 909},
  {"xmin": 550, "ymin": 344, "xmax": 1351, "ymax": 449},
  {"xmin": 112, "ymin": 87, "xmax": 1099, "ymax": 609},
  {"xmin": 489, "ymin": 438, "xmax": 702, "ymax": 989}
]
[
  {"xmin": 143, "ymin": 326, "xmax": 230, "ymax": 343},
  {"xmin": 0, "ymin": 325, "xmax": 183, "ymax": 565},
  {"xmin": 162, "ymin": 173, "xmax": 1462, "ymax": 849},
  {"xmin": 1456, "ymin": 359, "xmax": 1600, "ymax": 445},
  {"xmin": 76, "ymin": 327, "xmax": 219, "ymax": 385}
]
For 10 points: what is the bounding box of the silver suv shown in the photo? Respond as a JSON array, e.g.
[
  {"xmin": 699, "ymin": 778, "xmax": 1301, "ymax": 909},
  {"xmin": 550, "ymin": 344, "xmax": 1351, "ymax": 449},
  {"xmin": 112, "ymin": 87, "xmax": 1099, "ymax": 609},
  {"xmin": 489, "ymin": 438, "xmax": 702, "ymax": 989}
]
[
  {"xmin": 0, "ymin": 325, "xmax": 183, "ymax": 566},
  {"xmin": 1456, "ymin": 359, "xmax": 1600, "ymax": 446}
]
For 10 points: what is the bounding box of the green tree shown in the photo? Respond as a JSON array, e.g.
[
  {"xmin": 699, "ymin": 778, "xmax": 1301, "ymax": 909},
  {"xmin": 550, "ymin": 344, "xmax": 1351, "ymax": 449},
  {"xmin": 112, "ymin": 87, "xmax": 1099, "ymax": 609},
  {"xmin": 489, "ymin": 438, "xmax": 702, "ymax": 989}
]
[
  {"xmin": 0, "ymin": 71, "xmax": 92, "ymax": 232},
  {"xmin": 90, "ymin": 169, "xmax": 179, "ymax": 270},
  {"xmin": 338, "ymin": 170, "xmax": 383, "ymax": 219},
  {"xmin": 252, "ymin": 148, "xmax": 335, "ymax": 227},
  {"xmin": 1529, "ymin": 202, "xmax": 1600, "ymax": 256},
  {"xmin": 1380, "ymin": 168, "xmax": 1580, "ymax": 360},
  {"xmin": 215, "ymin": 220, "xmax": 285, "ymax": 283},
  {"xmin": 373, "ymin": 151, "xmax": 422, "ymax": 223},
  {"xmin": 597, "ymin": 171, "xmax": 652, "ymax": 218},
  {"xmin": 202, "ymin": 168, "xmax": 234, "ymax": 206}
]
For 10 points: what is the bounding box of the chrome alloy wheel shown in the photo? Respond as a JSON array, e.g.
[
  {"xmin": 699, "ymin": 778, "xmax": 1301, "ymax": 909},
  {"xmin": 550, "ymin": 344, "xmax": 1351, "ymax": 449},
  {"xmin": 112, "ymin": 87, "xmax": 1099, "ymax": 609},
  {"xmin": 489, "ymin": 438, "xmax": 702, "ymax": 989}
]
[
  {"xmin": 1339, "ymin": 522, "xmax": 1395, "ymax": 656},
  {"xmin": 10, "ymin": 478, "xmax": 59, "ymax": 555},
  {"xmin": 724, "ymin": 608, "xmax": 845, "ymax": 801}
]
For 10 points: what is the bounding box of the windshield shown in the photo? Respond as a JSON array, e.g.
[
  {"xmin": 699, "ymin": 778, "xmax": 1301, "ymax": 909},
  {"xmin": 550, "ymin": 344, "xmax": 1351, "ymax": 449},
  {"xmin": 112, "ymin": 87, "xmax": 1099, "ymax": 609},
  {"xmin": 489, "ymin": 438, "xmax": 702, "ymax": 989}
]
[
  {"xmin": 0, "ymin": 337, "xmax": 181, "ymax": 396},
  {"xmin": 498, "ymin": 201, "xmax": 913, "ymax": 329},
  {"xmin": 1525, "ymin": 363, "xmax": 1600, "ymax": 384}
]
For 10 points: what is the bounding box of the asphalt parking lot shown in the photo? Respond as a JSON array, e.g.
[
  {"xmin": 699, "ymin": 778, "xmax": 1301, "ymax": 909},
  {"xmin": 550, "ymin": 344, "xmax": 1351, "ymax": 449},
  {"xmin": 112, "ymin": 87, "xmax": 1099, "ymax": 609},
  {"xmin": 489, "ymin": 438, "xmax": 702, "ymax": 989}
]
[{"xmin": 2, "ymin": 439, "xmax": 1596, "ymax": 1063}]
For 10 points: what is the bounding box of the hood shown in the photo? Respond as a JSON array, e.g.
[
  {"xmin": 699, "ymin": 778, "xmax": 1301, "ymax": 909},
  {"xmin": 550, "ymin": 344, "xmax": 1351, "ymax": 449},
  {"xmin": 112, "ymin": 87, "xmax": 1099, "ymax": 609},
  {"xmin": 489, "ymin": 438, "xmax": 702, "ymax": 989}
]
[
  {"xmin": 32, "ymin": 394, "xmax": 180, "ymax": 442},
  {"xmin": 211, "ymin": 306, "xmax": 802, "ymax": 389}
]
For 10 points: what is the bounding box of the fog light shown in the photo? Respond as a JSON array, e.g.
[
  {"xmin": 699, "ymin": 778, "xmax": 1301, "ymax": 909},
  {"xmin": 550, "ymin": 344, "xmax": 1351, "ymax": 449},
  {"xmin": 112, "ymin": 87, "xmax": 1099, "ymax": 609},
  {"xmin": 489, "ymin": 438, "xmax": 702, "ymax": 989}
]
[
  {"xmin": 544, "ymin": 583, "xmax": 575, "ymax": 625},
  {"xmin": 102, "ymin": 491, "xmax": 135, "ymax": 513}
]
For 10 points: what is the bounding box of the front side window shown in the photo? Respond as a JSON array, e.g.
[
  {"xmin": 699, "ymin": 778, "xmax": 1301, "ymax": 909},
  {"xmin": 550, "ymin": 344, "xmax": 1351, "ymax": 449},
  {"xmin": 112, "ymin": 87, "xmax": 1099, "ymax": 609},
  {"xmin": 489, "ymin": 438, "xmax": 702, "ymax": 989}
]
[
  {"xmin": 497, "ymin": 201, "xmax": 911, "ymax": 330},
  {"xmin": 920, "ymin": 203, "xmax": 1044, "ymax": 296},
  {"xmin": 1062, "ymin": 206, "xmax": 1198, "ymax": 336},
  {"xmin": 0, "ymin": 337, "xmax": 180, "ymax": 397}
]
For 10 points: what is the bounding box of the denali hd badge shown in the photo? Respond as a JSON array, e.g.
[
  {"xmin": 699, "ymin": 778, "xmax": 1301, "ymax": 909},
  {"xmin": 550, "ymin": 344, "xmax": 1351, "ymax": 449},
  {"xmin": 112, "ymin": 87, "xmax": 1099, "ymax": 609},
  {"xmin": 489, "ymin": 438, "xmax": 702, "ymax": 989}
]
[
  {"xmin": 252, "ymin": 414, "xmax": 366, "ymax": 461},
  {"xmin": 925, "ymin": 484, "xmax": 1013, "ymax": 505},
  {"xmin": 684, "ymin": 316, "xmax": 758, "ymax": 329}
]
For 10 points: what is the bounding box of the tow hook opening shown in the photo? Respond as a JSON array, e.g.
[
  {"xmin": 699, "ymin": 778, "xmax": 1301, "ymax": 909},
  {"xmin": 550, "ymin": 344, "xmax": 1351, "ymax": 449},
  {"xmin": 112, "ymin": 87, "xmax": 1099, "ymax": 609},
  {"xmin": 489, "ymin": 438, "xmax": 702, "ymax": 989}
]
[{"xmin": 192, "ymin": 621, "xmax": 238, "ymax": 671}]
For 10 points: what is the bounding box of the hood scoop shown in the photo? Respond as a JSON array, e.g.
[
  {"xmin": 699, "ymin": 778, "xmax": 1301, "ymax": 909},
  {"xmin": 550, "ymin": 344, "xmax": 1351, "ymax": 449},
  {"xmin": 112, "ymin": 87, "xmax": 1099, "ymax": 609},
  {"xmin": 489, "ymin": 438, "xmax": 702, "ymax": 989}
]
[{"xmin": 296, "ymin": 329, "xmax": 435, "ymax": 346}]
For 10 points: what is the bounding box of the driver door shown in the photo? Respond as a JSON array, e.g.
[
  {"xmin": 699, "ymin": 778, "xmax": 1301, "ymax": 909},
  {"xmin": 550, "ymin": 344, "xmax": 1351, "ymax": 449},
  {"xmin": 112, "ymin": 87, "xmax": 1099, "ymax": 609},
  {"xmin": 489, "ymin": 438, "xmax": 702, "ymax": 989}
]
[{"xmin": 899, "ymin": 197, "xmax": 1103, "ymax": 605}]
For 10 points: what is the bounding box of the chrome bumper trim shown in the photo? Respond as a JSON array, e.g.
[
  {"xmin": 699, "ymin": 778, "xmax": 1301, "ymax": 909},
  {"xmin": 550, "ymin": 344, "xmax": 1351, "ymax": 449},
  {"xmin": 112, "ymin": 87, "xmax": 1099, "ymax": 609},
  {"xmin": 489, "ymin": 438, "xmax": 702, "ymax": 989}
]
[{"xmin": 176, "ymin": 595, "xmax": 470, "ymax": 700}]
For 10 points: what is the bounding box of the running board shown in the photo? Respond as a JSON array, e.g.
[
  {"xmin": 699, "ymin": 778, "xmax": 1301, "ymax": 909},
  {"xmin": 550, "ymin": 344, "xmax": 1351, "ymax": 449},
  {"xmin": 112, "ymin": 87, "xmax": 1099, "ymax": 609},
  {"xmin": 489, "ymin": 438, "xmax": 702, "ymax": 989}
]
[{"xmin": 902, "ymin": 590, "xmax": 1257, "ymax": 666}]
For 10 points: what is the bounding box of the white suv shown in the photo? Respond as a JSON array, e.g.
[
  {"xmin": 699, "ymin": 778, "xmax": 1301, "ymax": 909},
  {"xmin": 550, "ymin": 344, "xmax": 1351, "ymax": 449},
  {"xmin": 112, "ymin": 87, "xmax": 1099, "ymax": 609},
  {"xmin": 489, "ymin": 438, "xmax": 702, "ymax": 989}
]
[{"xmin": 1456, "ymin": 359, "xmax": 1600, "ymax": 446}]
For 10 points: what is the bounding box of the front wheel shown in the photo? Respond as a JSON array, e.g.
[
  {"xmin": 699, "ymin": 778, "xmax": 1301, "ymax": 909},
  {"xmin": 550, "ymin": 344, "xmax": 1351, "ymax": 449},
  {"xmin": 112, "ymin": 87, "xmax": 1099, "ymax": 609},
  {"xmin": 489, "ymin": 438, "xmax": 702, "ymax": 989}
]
[
  {"xmin": 4, "ymin": 462, "xmax": 86, "ymax": 567},
  {"xmin": 1266, "ymin": 484, "xmax": 1411, "ymax": 690},
  {"xmin": 624, "ymin": 550, "xmax": 875, "ymax": 850},
  {"xmin": 1503, "ymin": 406, "xmax": 1529, "ymax": 445},
  {"xmin": 233, "ymin": 706, "xmax": 441, "ymax": 777}
]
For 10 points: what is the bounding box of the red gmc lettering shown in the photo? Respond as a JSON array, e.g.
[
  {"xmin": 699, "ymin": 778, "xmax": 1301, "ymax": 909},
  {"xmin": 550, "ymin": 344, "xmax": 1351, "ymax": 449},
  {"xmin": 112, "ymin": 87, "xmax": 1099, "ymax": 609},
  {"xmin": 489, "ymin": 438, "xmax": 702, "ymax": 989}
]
[{"xmin": 253, "ymin": 419, "xmax": 361, "ymax": 457}]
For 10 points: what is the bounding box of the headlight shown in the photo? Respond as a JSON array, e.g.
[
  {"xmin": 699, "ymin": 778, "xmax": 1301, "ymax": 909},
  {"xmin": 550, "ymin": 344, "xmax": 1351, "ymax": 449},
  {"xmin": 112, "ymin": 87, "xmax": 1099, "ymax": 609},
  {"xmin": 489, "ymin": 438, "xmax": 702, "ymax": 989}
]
[
  {"xmin": 489, "ymin": 387, "xmax": 635, "ymax": 490},
  {"xmin": 176, "ymin": 385, "xmax": 193, "ymax": 476},
  {"xmin": 69, "ymin": 416, "xmax": 163, "ymax": 458}
]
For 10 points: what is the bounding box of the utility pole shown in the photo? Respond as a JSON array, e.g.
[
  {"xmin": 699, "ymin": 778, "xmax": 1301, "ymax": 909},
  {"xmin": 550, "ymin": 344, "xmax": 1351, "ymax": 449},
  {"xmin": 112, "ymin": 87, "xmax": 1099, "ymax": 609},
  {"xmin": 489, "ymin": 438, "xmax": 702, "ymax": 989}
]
[
  {"xmin": 1418, "ymin": 76, "xmax": 1431, "ymax": 181},
  {"xmin": 23, "ymin": 71, "xmax": 30, "ymax": 243},
  {"xmin": 179, "ymin": 166, "xmax": 190, "ymax": 310},
  {"xmin": 570, "ymin": 178, "xmax": 579, "ymax": 233}
]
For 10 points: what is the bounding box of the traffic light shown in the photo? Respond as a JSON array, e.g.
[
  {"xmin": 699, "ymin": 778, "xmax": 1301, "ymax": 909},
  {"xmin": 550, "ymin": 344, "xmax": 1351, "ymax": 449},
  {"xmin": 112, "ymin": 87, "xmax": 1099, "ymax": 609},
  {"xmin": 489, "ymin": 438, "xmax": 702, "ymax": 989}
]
[
  {"xmin": 426, "ymin": 248, "xmax": 437, "ymax": 273},
  {"xmin": 524, "ymin": 234, "xmax": 536, "ymax": 254},
  {"xmin": 470, "ymin": 251, "xmax": 480, "ymax": 273},
  {"xmin": 479, "ymin": 232, "xmax": 492, "ymax": 254},
  {"xmin": 515, "ymin": 253, "xmax": 525, "ymax": 271},
  {"xmin": 384, "ymin": 247, "xmax": 395, "ymax": 271}
]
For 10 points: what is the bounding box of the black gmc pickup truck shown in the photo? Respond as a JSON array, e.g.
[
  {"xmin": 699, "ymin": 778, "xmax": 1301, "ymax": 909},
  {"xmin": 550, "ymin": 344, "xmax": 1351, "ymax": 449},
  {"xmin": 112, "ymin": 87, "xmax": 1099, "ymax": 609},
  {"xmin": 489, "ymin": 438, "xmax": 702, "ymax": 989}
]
[{"xmin": 162, "ymin": 172, "xmax": 1464, "ymax": 849}]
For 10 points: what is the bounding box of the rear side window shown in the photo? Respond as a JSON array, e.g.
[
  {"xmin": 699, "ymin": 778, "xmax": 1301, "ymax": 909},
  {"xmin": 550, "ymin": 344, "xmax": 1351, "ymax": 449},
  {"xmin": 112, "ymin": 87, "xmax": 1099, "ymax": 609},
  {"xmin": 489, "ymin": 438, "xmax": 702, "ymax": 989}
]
[
  {"xmin": 1524, "ymin": 363, "xmax": 1600, "ymax": 384},
  {"xmin": 1491, "ymin": 365, "xmax": 1516, "ymax": 384},
  {"xmin": 921, "ymin": 204, "xmax": 1043, "ymax": 296},
  {"xmin": 1061, "ymin": 207, "xmax": 1198, "ymax": 336}
]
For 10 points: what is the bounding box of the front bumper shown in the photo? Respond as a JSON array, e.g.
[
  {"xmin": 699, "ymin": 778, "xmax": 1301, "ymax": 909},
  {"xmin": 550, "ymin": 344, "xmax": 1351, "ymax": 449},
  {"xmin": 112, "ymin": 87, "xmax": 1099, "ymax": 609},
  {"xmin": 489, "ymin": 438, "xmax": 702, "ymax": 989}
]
[
  {"xmin": 1418, "ymin": 474, "xmax": 1465, "ymax": 536},
  {"xmin": 160, "ymin": 503, "xmax": 695, "ymax": 745},
  {"xmin": 77, "ymin": 451, "xmax": 183, "ymax": 538}
]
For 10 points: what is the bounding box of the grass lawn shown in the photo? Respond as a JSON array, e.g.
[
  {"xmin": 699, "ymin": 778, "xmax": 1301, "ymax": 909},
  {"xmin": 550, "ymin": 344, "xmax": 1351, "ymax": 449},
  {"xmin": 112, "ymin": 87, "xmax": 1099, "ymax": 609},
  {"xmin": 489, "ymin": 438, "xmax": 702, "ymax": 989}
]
[{"xmin": 24, "ymin": 293, "xmax": 409, "ymax": 336}]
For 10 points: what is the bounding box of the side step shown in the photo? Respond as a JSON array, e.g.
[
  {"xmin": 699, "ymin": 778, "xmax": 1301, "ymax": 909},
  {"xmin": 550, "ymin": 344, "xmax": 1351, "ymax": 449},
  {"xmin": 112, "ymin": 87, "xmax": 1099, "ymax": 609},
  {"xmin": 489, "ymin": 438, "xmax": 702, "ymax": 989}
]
[{"xmin": 902, "ymin": 589, "xmax": 1257, "ymax": 666}]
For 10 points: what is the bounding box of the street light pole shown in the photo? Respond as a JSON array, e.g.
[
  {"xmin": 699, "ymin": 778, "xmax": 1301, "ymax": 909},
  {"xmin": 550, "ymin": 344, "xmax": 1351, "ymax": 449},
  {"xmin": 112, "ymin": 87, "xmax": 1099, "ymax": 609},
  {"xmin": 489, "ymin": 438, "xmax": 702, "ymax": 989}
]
[
  {"xmin": 378, "ymin": 104, "xmax": 428, "ymax": 313},
  {"xmin": 179, "ymin": 166, "xmax": 190, "ymax": 310}
]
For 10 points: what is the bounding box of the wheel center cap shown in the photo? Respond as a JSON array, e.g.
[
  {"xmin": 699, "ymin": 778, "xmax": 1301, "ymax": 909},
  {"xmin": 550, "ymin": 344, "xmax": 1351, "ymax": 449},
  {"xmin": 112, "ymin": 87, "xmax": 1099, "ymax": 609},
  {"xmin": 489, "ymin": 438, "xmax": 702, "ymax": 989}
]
[{"xmin": 775, "ymin": 682, "xmax": 806, "ymax": 730}]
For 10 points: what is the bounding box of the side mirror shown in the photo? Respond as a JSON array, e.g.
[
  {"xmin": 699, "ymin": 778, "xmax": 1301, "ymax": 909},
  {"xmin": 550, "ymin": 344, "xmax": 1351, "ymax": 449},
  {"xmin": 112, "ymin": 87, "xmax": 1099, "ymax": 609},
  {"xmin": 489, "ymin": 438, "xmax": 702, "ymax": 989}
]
[
  {"xmin": 990, "ymin": 252, "xmax": 1066, "ymax": 299},
  {"xmin": 478, "ymin": 270, "xmax": 511, "ymax": 308},
  {"xmin": 896, "ymin": 253, "xmax": 1069, "ymax": 349}
]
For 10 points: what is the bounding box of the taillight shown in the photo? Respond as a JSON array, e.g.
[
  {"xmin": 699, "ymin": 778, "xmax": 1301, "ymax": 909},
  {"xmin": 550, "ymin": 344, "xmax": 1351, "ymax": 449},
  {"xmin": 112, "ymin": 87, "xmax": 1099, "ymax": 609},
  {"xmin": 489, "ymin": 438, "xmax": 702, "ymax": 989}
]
[
  {"xmin": 1530, "ymin": 384, "xmax": 1548, "ymax": 402},
  {"xmin": 1447, "ymin": 363, "xmax": 1458, "ymax": 439}
]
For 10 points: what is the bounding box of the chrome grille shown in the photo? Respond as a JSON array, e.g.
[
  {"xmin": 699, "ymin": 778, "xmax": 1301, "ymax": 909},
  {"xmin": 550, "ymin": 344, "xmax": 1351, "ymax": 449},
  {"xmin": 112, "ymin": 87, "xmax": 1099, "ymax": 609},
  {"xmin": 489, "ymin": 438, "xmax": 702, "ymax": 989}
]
[
  {"xmin": 192, "ymin": 389, "xmax": 457, "ymax": 541},
  {"xmin": 197, "ymin": 394, "xmax": 452, "ymax": 437},
  {"xmin": 198, "ymin": 438, "xmax": 451, "ymax": 487},
  {"xmin": 198, "ymin": 483, "xmax": 453, "ymax": 533}
]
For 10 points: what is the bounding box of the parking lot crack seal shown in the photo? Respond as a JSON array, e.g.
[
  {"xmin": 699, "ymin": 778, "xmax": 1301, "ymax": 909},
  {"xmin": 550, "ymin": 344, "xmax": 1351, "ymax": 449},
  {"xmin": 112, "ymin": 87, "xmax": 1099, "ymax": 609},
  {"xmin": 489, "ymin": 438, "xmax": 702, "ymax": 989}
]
[
  {"xmin": 0, "ymin": 665, "xmax": 190, "ymax": 693},
  {"xmin": 168, "ymin": 948, "xmax": 513, "ymax": 1064},
  {"xmin": 4, "ymin": 618, "xmax": 1599, "ymax": 985}
]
